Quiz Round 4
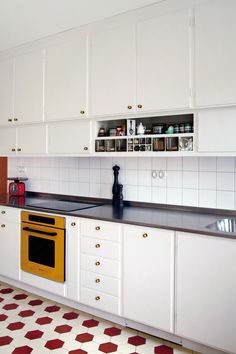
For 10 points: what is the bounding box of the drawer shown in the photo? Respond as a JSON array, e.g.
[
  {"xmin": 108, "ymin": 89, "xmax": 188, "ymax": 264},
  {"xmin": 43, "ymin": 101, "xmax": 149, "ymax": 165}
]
[
  {"xmin": 80, "ymin": 218, "xmax": 120, "ymax": 242},
  {"xmin": 81, "ymin": 237, "xmax": 120, "ymax": 260},
  {"xmin": 81, "ymin": 254, "xmax": 120, "ymax": 278},
  {"xmin": 0, "ymin": 206, "xmax": 20, "ymax": 223},
  {"xmin": 81, "ymin": 270, "xmax": 120, "ymax": 297},
  {"xmin": 80, "ymin": 287, "xmax": 120, "ymax": 315}
]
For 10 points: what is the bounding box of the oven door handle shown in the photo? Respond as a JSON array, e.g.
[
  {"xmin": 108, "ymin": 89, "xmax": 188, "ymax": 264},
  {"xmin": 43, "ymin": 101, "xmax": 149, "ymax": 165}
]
[{"xmin": 22, "ymin": 227, "xmax": 57, "ymax": 237}]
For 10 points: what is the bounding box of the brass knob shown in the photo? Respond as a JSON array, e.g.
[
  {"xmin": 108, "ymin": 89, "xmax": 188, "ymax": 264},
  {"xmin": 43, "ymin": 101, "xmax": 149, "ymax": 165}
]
[
  {"xmin": 137, "ymin": 104, "xmax": 143, "ymax": 109},
  {"xmin": 95, "ymin": 226, "xmax": 100, "ymax": 231},
  {"xmin": 71, "ymin": 222, "xmax": 76, "ymax": 226},
  {"xmin": 95, "ymin": 244, "xmax": 100, "ymax": 248},
  {"xmin": 80, "ymin": 110, "xmax": 85, "ymax": 115},
  {"xmin": 12, "ymin": 148, "xmax": 16, "ymax": 152},
  {"xmin": 95, "ymin": 296, "xmax": 100, "ymax": 301},
  {"xmin": 17, "ymin": 148, "xmax": 21, "ymax": 152},
  {"xmin": 95, "ymin": 261, "xmax": 100, "ymax": 266},
  {"xmin": 84, "ymin": 147, "xmax": 88, "ymax": 150},
  {"xmin": 95, "ymin": 278, "xmax": 100, "ymax": 283},
  {"xmin": 14, "ymin": 118, "xmax": 18, "ymax": 122},
  {"xmin": 1, "ymin": 224, "xmax": 5, "ymax": 228},
  {"xmin": 1, "ymin": 211, "xmax": 6, "ymax": 214},
  {"xmin": 143, "ymin": 233, "xmax": 148, "ymax": 238},
  {"xmin": 127, "ymin": 105, "xmax": 132, "ymax": 110},
  {"xmin": 8, "ymin": 118, "xmax": 12, "ymax": 122}
]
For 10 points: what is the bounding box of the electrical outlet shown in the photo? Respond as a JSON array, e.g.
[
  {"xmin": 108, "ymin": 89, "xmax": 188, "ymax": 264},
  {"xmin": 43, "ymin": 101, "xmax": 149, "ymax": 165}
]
[{"xmin": 17, "ymin": 166, "xmax": 27, "ymax": 174}]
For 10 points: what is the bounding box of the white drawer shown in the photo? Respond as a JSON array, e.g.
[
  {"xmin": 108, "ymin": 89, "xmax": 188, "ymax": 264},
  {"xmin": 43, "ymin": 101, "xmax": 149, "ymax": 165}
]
[
  {"xmin": 81, "ymin": 254, "xmax": 120, "ymax": 278},
  {"xmin": 0, "ymin": 206, "xmax": 20, "ymax": 223},
  {"xmin": 81, "ymin": 270, "xmax": 120, "ymax": 297},
  {"xmin": 81, "ymin": 237, "xmax": 120, "ymax": 260},
  {"xmin": 80, "ymin": 218, "xmax": 120, "ymax": 242},
  {"xmin": 80, "ymin": 287, "xmax": 120, "ymax": 315}
]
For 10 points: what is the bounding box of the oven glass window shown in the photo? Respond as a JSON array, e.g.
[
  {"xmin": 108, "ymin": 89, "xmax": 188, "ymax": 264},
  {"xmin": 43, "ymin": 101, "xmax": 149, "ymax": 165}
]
[{"xmin": 28, "ymin": 235, "xmax": 55, "ymax": 268}]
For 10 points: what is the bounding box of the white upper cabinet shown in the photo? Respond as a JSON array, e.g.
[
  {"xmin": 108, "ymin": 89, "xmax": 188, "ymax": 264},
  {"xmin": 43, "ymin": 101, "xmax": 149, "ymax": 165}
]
[
  {"xmin": 89, "ymin": 25, "xmax": 135, "ymax": 117},
  {"xmin": 0, "ymin": 58, "xmax": 14, "ymax": 126},
  {"xmin": 17, "ymin": 124, "xmax": 47, "ymax": 154},
  {"xmin": 136, "ymin": 8, "xmax": 190, "ymax": 112},
  {"xmin": 48, "ymin": 120, "xmax": 90, "ymax": 154},
  {"xmin": 14, "ymin": 50, "xmax": 44, "ymax": 124},
  {"xmin": 195, "ymin": 0, "xmax": 236, "ymax": 107},
  {"xmin": 45, "ymin": 36, "xmax": 87, "ymax": 121},
  {"xmin": 0, "ymin": 127, "xmax": 16, "ymax": 155}
]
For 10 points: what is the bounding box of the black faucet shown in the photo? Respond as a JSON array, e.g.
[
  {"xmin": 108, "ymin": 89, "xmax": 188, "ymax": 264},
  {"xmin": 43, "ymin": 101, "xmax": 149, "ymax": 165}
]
[{"xmin": 112, "ymin": 165, "xmax": 123, "ymax": 207}]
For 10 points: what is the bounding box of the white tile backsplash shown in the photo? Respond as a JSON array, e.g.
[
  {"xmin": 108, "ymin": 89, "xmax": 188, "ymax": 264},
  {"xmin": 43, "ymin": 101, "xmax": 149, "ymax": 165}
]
[{"xmin": 8, "ymin": 156, "xmax": 236, "ymax": 210}]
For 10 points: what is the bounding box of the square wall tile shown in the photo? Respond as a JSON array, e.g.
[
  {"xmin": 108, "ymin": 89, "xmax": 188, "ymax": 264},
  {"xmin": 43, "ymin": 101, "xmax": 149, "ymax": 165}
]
[
  {"xmin": 167, "ymin": 171, "xmax": 182, "ymax": 188},
  {"xmin": 199, "ymin": 190, "xmax": 216, "ymax": 208},
  {"xmin": 183, "ymin": 171, "xmax": 198, "ymax": 189},
  {"xmin": 183, "ymin": 157, "xmax": 199, "ymax": 171},
  {"xmin": 100, "ymin": 169, "xmax": 113, "ymax": 184},
  {"xmin": 138, "ymin": 157, "xmax": 152, "ymax": 170},
  {"xmin": 183, "ymin": 189, "xmax": 199, "ymax": 207},
  {"xmin": 167, "ymin": 157, "xmax": 182, "ymax": 171},
  {"xmin": 125, "ymin": 170, "xmax": 138, "ymax": 185},
  {"xmin": 152, "ymin": 187, "xmax": 167, "ymax": 204},
  {"xmin": 217, "ymin": 191, "xmax": 235, "ymax": 210},
  {"xmin": 199, "ymin": 172, "xmax": 216, "ymax": 190},
  {"xmin": 167, "ymin": 188, "xmax": 182, "ymax": 205},
  {"xmin": 199, "ymin": 157, "xmax": 216, "ymax": 172},
  {"xmin": 138, "ymin": 170, "xmax": 151, "ymax": 186},
  {"xmin": 152, "ymin": 157, "xmax": 167, "ymax": 170},
  {"xmin": 124, "ymin": 157, "xmax": 138, "ymax": 170},
  {"xmin": 138, "ymin": 186, "xmax": 152, "ymax": 202},
  {"xmin": 90, "ymin": 169, "xmax": 101, "ymax": 184},
  {"xmin": 217, "ymin": 157, "xmax": 235, "ymax": 172},
  {"xmin": 217, "ymin": 173, "xmax": 234, "ymax": 191},
  {"xmin": 124, "ymin": 185, "xmax": 138, "ymax": 201}
]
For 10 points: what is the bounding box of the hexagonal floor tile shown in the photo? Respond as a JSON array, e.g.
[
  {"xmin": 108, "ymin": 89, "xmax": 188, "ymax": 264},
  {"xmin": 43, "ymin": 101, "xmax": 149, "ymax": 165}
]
[
  {"xmin": 0, "ymin": 297, "xmax": 3, "ymax": 302},
  {"xmin": 45, "ymin": 305, "xmax": 61, "ymax": 313},
  {"xmin": 128, "ymin": 335, "xmax": 146, "ymax": 346},
  {"xmin": 3, "ymin": 303, "xmax": 19, "ymax": 310},
  {"xmin": 63, "ymin": 311, "xmax": 79, "ymax": 320},
  {"xmin": 36, "ymin": 316, "xmax": 53, "ymax": 325},
  {"xmin": 25, "ymin": 330, "xmax": 44, "ymax": 340},
  {"xmin": 104, "ymin": 327, "xmax": 121, "ymax": 337},
  {"xmin": 82, "ymin": 319, "xmax": 99, "ymax": 328},
  {"xmin": 45, "ymin": 338, "xmax": 64, "ymax": 350},
  {"xmin": 55, "ymin": 324, "xmax": 72, "ymax": 334},
  {"xmin": 18, "ymin": 310, "xmax": 35, "ymax": 318},
  {"xmin": 28, "ymin": 299, "xmax": 43, "ymax": 306},
  {"xmin": 7, "ymin": 322, "xmax": 25, "ymax": 331},
  {"xmin": 154, "ymin": 344, "xmax": 174, "ymax": 354},
  {"xmin": 0, "ymin": 288, "xmax": 14, "ymax": 294},
  {"xmin": 0, "ymin": 314, "xmax": 8, "ymax": 321},
  {"xmin": 75, "ymin": 333, "xmax": 94, "ymax": 343},
  {"xmin": 98, "ymin": 342, "xmax": 118, "ymax": 353},
  {"xmin": 0, "ymin": 335, "xmax": 13, "ymax": 346},
  {"xmin": 12, "ymin": 345, "xmax": 33, "ymax": 354},
  {"xmin": 68, "ymin": 350, "xmax": 88, "ymax": 354},
  {"xmin": 13, "ymin": 294, "xmax": 28, "ymax": 300}
]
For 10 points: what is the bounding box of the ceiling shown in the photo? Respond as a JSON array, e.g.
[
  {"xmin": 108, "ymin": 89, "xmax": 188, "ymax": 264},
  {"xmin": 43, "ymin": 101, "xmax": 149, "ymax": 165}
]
[{"xmin": 0, "ymin": 0, "xmax": 162, "ymax": 52}]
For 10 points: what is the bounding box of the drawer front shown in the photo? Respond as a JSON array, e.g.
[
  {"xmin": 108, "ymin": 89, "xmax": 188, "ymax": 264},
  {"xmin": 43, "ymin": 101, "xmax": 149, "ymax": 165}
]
[
  {"xmin": 0, "ymin": 206, "xmax": 20, "ymax": 223},
  {"xmin": 81, "ymin": 237, "xmax": 120, "ymax": 260},
  {"xmin": 81, "ymin": 254, "xmax": 120, "ymax": 278},
  {"xmin": 81, "ymin": 270, "xmax": 120, "ymax": 297},
  {"xmin": 80, "ymin": 287, "xmax": 120, "ymax": 315},
  {"xmin": 80, "ymin": 218, "xmax": 120, "ymax": 242}
]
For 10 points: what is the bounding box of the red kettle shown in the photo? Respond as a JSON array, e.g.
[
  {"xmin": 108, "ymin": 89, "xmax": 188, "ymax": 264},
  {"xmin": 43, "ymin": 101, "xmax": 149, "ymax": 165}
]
[{"xmin": 7, "ymin": 177, "xmax": 28, "ymax": 196}]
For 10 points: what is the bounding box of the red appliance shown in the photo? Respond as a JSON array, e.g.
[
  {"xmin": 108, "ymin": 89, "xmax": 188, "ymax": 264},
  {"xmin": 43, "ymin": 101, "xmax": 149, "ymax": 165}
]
[{"xmin": 7, "ymin": 177, "xmax": 28, "ymax": 196}]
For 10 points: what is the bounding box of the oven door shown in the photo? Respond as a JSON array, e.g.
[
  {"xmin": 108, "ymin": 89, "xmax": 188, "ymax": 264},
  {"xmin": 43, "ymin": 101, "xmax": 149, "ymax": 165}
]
[{"xmin": 21, "ymin": 223, "xmax": 65, "ymax": 283}]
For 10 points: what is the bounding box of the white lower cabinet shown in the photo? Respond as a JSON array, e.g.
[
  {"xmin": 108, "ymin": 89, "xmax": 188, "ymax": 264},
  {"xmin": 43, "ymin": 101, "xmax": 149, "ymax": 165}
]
[
  {"xmin": 0, "ymin": 207, "xmax": 20, "ymax": 280},
  {"xmin": 123, "ymin": 225, "xmax": 174, "ymax": 332},
  {"xmin": 176, "ymin": 232, "xmax": 236, "ymax": 354}
]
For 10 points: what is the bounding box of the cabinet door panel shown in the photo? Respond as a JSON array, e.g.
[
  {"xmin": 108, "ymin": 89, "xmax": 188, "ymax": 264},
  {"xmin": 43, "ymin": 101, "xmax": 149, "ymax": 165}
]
[
  {"xmin": 137, "ymin": 9, "xmax": 190, "ymax": 111},
  {"xmin": 14, "ymin": 50, "xmax": 44, "ymax": 123},
  {"xmin": 195, "ymin": 0, "xmax": 236, "ymax": 106},
  {"xmin": 17, "ymin": 125, "xmax": 47, "ymax": 154},
  {"xmin": 123, "ymin": 226, "xmax": 174, "ymax": 332},
  {"xmin": 45, "ymin": 37, "xmax": 87, "ymax": 121},
  {"xmin": 0, "ymin": 58, "xmax": 13, "ymax": 126},
  {"xmin": 0, "ymin": 127, "xmax": 16, "ymax": 155},
  {"xmin": 90, "ymin": 25, "xmax": 135, "ymax": 116},
  {"xmin": 48, "ymin": 120, "xmax": 90, "ymax": 154},
  {"xmin": 176, "ymin": 232, "xmax": 236, "ymax": 353}
]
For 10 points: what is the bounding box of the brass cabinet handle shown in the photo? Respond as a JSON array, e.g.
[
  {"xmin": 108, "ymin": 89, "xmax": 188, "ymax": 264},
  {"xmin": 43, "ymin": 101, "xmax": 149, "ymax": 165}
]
[
  {"xmin": 127, "ymin": 105, "xmax": 132, "ymax": 110},
  {"xmin": 84, "ymin": 147, "xmax": 88, "ymax": 151},
  {"xmin": 8, "ymin": 118, "xmax": 12, "ymax": 122},
  {"xmin": 95, "ymin": 296, "xmax": 100, "ymax": 301},
  {"xmin": 17, "ymin": 148, "xmax": 22, "ymax": 152},
  {"xmin": 95, "ymin": 243, "xmax": 100, "ymax": 248},
  {"xmin": 95, "ymin": 226, "xmax": 100, "ymax": 231},
  {"xmin": 1, "ymin": 224, "xmax": 5, "ymax": 228},
  {"xmin": 1, "ymin": 211, "xmax": 6, "ymax": 214},
  {"xmin": 95, "ymin": 261, "xmax": 100, "ymax": 266},
  {"xmin": 143, "ymin": 233, "xmax": 148, "ymax": 238},
  {"xmin": 137, "ymin": 104, "xmax": 143, "ymax": 109},
  {"xmin": 95, "ymin": 278, "xmax": 100, "ymax": 283},
  {"xmin": 12, "ymin": 148, "xmax": 16, "ymax": 152},
  {"xmin": 14, "ymin": 118, "xmax": 18, "ymax": 122},
  {"xmin": 71, "ymin": 222, "xmax": 76, "ymax": 226},
  {"xmin": 80, "ymin": 110, "xmax": 85, "ymax": 115}
]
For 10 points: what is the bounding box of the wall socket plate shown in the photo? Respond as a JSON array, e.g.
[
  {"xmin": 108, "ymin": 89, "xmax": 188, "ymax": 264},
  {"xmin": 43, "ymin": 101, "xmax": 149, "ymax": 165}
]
[{"xmin": 17, "ymin": 166, "xmax": 27, "ymax": 174}]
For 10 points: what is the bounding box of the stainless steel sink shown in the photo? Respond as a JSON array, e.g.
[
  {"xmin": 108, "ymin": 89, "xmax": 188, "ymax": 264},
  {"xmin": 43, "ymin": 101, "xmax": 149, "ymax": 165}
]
[{"xmin": 206, "ymin": 218, "xmax": 236, "ymax": 233}]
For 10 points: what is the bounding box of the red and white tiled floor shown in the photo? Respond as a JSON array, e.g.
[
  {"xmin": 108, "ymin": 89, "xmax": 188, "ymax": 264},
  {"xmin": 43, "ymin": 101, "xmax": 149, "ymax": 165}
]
[{"xmin": 0, "ymin": 282, "xmax": 200, "ymax": 354}]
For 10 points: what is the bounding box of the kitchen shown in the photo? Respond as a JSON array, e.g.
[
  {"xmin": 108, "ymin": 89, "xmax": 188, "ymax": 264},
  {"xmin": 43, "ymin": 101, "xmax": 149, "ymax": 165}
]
[{"xmin": 0, "ymin": 0, "xmax": 236, "ymax": 353}]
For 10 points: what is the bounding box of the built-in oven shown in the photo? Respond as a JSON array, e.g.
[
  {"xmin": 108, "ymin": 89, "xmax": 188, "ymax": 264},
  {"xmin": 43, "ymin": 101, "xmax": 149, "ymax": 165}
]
[{"xmin": 21, "ymin": 211, "xmax": 65, "ymax": 283}]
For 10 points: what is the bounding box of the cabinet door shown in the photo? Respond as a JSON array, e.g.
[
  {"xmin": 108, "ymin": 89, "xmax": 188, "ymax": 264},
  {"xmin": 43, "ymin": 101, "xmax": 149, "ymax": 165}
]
[
  {"xmin": 17, "ymin": 124, "xmax": 47, "ymax": 154},
  {"xmin": 0, "ymin": 222, "xmax": 20, "ymax": 280},
  {"xmin": 195, "ymin": 0, "xmax": 236, "ymax": 106},
  {"xmin": 45, "ymin": 37, "xmax": 87, "ymax": 121},
  {"xmin": 123, "ymin": 225, "xmax": 174, "ymax": 332},
  {"xmin": 66, "ymin": 217, "xmax": 79, "ymax": 301},
  {"xmin": 90, "ymin": 25, "xmax": 135, "ymax": 116},
  {"xmin": 176, "ymin": 232, "xmax": 236, "ymax": 353},
  {"xmin": 14, "ymin": 50, "xmax": 44, "ymax": 123},
  {"xmin": 48, "ymin": 120, "xmax": 90, "ymax": 154},
  {"xmin": 137, "ymin": 9, "xmax": 190, "ymax": 112},
  {"xmin": 0, "ymin": 127, "xmax": 16, "ymax": 155},
  {"xmin": 198, "ymin": 108, "xmax": 236, "ymax": 152},
  {"xmin": 0, "ymin": 58, "xmax": 13, "ymax": 126}
]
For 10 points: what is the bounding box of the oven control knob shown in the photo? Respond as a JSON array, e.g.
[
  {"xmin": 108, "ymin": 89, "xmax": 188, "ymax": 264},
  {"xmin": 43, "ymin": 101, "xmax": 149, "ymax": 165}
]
[
  {"xmin": 71, "ymin": 222, "xmax": 76, "ymax": 226},
  {"xmin": 95, "ymin": 278, "xmax": 100, "ymax": 283},
  {"xmin": 95, "ymin": 261, "xmax": 100, "ymax": 266},
  {"xmin": 95, "ymin": 296, "xmax": 100, "ymax": 301},
  {"xmin": 95, "ymin": 226, "xmax": 100, "ymax": 231},
  {"xmin": 95, "ymin": 243, "xmax": 100, "ymax": 248},
  {"xmin": 1, "ymin": 224, "xmax": 5, "ymax": 228},
  {"xmin": 1, "ymin": 210, "xmax": 6, "ymax": 214}
]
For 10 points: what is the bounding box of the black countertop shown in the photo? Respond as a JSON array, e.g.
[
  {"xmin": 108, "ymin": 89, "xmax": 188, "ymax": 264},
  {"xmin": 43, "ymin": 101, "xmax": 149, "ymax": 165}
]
[{"xmin": 1, "ymin": 192, "xmax": 236, "ymax": 240}]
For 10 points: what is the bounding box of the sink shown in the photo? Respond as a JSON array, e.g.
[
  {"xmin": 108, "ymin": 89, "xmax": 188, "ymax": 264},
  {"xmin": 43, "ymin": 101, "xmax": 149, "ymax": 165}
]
[{"xmin": 206, "ymin": 218, "xmax": 236, "ymax": 234}]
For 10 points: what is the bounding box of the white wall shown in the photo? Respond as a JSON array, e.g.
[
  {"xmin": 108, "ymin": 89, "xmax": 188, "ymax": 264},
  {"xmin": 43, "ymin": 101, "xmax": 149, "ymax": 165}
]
[{"xmin": 8, "ymin": 156, "xmax": 236, "ymax": 210}]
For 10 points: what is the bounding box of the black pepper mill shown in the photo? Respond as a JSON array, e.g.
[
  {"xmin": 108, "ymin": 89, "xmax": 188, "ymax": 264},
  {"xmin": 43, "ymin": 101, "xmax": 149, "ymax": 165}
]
[{"xmin": 112, "ymin": 165, "xmax": 123, "ymax": 207}]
